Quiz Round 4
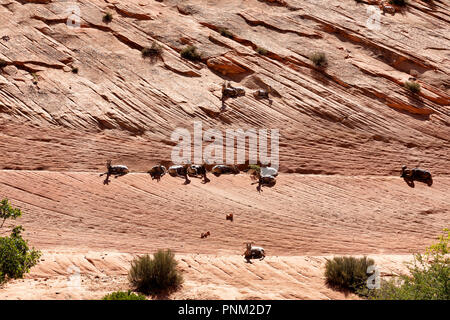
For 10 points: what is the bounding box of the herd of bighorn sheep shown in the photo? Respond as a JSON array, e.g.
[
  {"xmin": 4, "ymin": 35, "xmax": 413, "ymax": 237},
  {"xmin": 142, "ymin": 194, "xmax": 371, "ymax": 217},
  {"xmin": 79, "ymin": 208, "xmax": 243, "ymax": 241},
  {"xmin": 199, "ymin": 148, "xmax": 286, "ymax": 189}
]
[
  {"xmin": 100, "ymin": 161, "xmax": 433, "ymax": 263},
  {"xmin": 102, "ymin": 161, "xmax": 279, "ymax": 193}
]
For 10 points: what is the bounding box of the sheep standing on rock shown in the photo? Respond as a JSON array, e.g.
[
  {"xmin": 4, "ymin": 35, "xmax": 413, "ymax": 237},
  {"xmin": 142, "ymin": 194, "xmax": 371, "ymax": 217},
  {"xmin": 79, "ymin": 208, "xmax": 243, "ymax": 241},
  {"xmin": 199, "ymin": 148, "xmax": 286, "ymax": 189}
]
[
  {"xmin": 401, "ymin": 165, "xmax": 433, "ymax": 188},
  {"xmin": 221, "ymin": 81, "xmax": 246, "ymax": 110},
  {"xmin": 168, "ymin": 164, "xmax": 191, "ymax": 184},
  {"xmin": 200, "ymin": 231, "xmax": 211, "ymax": 239},
  {"xmin": 243, "ymin": 242, "xmax": 265, "ymax": 263},
  {"xmin": 148, "ymin": 165, "xmax": 167, "ymax": 182},
  {"xmin": 187, "ymin": 164, "xmax": 210, "ymax": 184},
  {"xmin": 253, "ymin": 87, "xmax": 272, "ymax": 105},
  {"xmin": 211, "ymin": 164, "xmax": 240, "ymax": 177},
  {"xmin": 99, "ymin": 160, "xmax": 129, "ymax": 185}
]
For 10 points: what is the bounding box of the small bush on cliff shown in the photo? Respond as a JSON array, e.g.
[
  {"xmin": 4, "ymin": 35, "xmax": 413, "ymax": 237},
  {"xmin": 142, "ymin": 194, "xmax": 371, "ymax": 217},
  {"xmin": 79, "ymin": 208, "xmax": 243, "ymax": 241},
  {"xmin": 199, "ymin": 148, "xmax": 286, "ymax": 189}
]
[
  {"xmin": 310, "ymin": 52, "xmax": 328, "ymax": 68},
  {"xmin": 218, "ymin": 28, "xmax": 233, "ymax": 39},
  {"xmin": 389, "ymin": 0, "xmax": 408, "ymax": 6},
  {"xmin": 180, "ymin": 45, "xmax": 202, "ymax": 62},
  {"xmin": 102, "ymin": 290, "xmax": 146, "ymax": 300},
  {"xmin": 128, "ymin": 249, "xmax": 183, "ymax": 295},
  {"xmin": 255, "ymin": 47, "xmax": 268, "ymax": 56},
  {"xmin": 325, "ymin": 256, "xmax": 375, "ymax": 294},
  {"xmin": 0, "ymin": 59, "xmax": 7, "ymax": 69},
  {"xmin": 369, "ymin": 229, "xmax": 449, "ymax": 300},
  {"xmin": 103, "ymin": 12, "xmax": 113, "ymax": 23},
  {"xmin": 142, "ymin": 42, "xmax": 163, "ymax": 59},
  {"xmin": 404, "ymin": 81, "xmax": 421, "ymax": 93}
]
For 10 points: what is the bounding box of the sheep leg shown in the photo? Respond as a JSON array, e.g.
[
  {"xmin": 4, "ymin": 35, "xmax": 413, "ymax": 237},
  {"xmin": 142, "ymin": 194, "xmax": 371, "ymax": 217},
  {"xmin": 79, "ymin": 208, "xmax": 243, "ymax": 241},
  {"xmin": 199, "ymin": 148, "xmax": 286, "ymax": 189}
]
[
  {"xmin": 183, "ymin": 175, "xmax": 191, "ymax": 185},
  {"xmin": 202, "ymin": 174, "xmax": 210, "ymax": 184},
  {"xmin": 404, "ymin": 178, "xmax": 415, "ymax": 188},
  {"xmin": 103, "ymin": 173, "xmax": 111, "ymax": 185}
]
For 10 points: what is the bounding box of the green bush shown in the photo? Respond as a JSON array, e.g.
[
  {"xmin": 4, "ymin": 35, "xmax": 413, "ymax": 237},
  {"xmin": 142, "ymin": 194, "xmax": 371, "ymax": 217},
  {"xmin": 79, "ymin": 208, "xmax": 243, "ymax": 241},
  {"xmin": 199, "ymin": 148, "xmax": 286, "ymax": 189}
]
[
  {"xmin": 128, "ymin": 249, "xmax": 183, "ymax": 295},
  {"xmin": 218, "ymin": 28, "xmax": 233, "ymax": 39},
  {"xmin": 102, "ymin": 290, "xmax": 146, "ymax": 300},
  {"xmin": 255, "ymin": 47, "xmax": 268, "ymax": 56},
  {"xmin": 310, "ymin": 52, "xmax": 328, "ymax": 68},
  {"xmin": 180, "ymin": 45, "xmax": 202, "ymax": 62},
  {"xmin": 0, "ymin": 226, "xmax": 41, "ymax": 284},
  {"xmin": 324, "ymin": 256, "xmax": 375, "ymax": 293},
  {"xmin": 0, "ymin": 198, "xmax": 22, "ymax": 228},
  {"xmin": 142, "ymin": 42, "xmax": 163, "ymax": 59},
  {"xmin": 404, "ymin": 81, "xmax": 421, "ymax": 93},
  {"xmin": 248, "ymin": 164, "xmax": 261, "ymax": 173},
  {"xmin": 103, "ymin": 12, "xmax": 113, "ymax": 23},
  {"xmin": 370, "ymin": 229, "xmax": 449, "ymax": 300}
]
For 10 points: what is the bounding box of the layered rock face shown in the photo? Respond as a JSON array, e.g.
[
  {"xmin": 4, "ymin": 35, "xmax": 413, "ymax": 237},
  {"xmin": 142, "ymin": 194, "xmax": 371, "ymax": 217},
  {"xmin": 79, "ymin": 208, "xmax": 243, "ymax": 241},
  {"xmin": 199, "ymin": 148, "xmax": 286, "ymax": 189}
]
[{"xmin": 0, "ymin": 0, "xmax": 448, "ymax": 174}]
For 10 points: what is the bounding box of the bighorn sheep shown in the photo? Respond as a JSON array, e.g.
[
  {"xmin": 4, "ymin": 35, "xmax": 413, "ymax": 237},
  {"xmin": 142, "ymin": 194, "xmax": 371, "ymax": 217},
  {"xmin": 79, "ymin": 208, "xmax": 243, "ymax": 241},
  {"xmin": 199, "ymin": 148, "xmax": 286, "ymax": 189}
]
[
  {"xmin": 247, "ymin": 166, "xmax": 278, "ymax": 192},
  {"xmin": 252, "ymin": 175, "xmax": 276, "ymax": 193},
  {"xmin": 379, "ymin": 1, "xmax": 395, "ymax": 14},
  {"xmin": 200, "ymin": 231, "xmax": 211, "ymax": 239},
  {"xmin": 401, "ymin": 165, "xmax": 433, "ymax": 188},
  {"xmin": 253, "ymin": 87, "xmax": 273, "ymax": 105},
  {"xmin": 211, "ymin": 164, "xmax": 240, "ymax": 177},
  {"xmin": 243, "ymin": 242, "xmax": 265, "ymax": 263},
  {"xmin": 221, "ymin": 81, "xmax": 246, "ymax": 102},
  {"xmin": 187, "ymin": 164, "xmax": 210, "ymax": 184},
  {"xmin": 99, "ymin": 160, "xmax": 129, "ymax": 185},
  {"xmin": 226, "ymin": 213, "xmax": 234, "ymax": 222},
  {"xmin": 168, "ymin": 164, "xmax": 191, "ymax": 184},
  {"xmin": 148, "ymin": 165, "xmax": 167, "ymax": 182}
]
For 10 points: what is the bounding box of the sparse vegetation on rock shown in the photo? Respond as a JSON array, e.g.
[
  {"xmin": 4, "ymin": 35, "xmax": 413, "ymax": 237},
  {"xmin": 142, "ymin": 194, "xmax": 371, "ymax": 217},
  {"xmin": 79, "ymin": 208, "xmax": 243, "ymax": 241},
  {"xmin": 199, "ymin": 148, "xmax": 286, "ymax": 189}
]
[
  {"xmin": 180, "ymin": 45, "xmax": 202, "ymax": 62},
  {"xmin": 142, "ymin": 42, "xmax": 163, "ymax": 59},
  {"xmin": 0, "ymin": 199, "xmax": 41, "ymax": 284},
  {"xmin": 310, "ymin": 52, "xmax": 328, "ymax": 68},
  {"xmin": 324, "ymin": 256, "xmax": 375, "ymax": 294},
  {"xmin": 404, "ymin": 81, "xmax": 421, "ymax": 93},
  {"xmin": 369, "ymin": 229, "xmax": 449, "ymax": 300},
  {"xmin": 128, "ymin": 249, "xmax": 183, "ymax": 295},
  {"xmin": 71, "ymin": 67, "xmax": 79, "ymax": 74},
  {"xmin": 103, "ymin": 12, "xmax": 113, "ymax": 23},
  {"xmin": 218, "ymin": 27, "xmax": 233, "ymax": 39},
  {"xmin": 389, "ymin": 0, "xmax": 408, "ymax": 6},
  {"xmin": 255, "ymin": 47, "xmax": 268, "ymax": 56},
  {"xmin": 0, "ymin": 59, "xmax": 7, "ymax": 69},
  {"xmin": 102, "ymin": 290, "xmax": 146, "ymax": 300}
]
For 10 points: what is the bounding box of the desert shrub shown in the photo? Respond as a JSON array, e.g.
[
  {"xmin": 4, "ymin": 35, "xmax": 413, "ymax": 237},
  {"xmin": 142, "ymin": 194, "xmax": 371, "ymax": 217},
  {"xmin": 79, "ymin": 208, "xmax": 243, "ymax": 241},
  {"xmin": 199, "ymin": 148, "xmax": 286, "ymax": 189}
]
[
  {"xmin": 0, "ymin": 226, "xmax": 41, "ymax": 284},
  {"xmin": 248, "ymin": 164, "xmax": 261, "ymax": 173},
  {"xmin": 128, "ymin": 249, "xmax": 183, "ymax": 295},
  {"xmin": 404, "ymin": 81, "xmax": 421, "ymax": 93},
  {"xmin": 370, "ymin": 229, "xmax": 449, "ymax": 300},
  {"xmin": 0, "ymin": 198, "xmax": 22, "ymax": 228},
  {"xmin": 389, "ymin": 0, "xmax": 408, "ymax": 5},
  {"xmin": 71, "ymin": 67, "xmax": 79, "ymax": 74},
  {"xmin": 142, "ymin": 42, "xmax": 163, "ymax": 58},
  {"xmin": 103, "ymin": 12, "xmax": 113, "ymax": 23},
  {"xmin": 102, "ymin": 290, "xmax": 146, "ymax": 300},
  {"xmin": 324, "ymin": 256, "xmax": 375, "ymax": 293},
  {"xmin": 0, "ymin": 59, "xmax": 7, "ymax": 69},
  {"xmin": 180, "ymin": 45, "xmax": 202, "ymax": 62},
  {"xmin": 310, "ymin": 52, "xmax": 328, "ymax": 68},
  {"xmin": 255, "ymin": 47, "xmax": 268, "ymax": 56},
  {"xmin": 218, "ymin": 28, "xmax": 233, "ymax": 39}
]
